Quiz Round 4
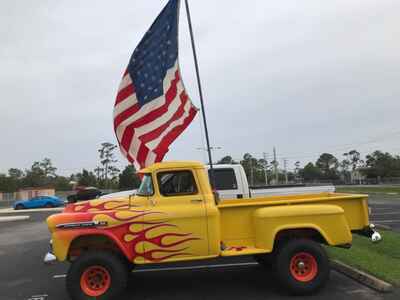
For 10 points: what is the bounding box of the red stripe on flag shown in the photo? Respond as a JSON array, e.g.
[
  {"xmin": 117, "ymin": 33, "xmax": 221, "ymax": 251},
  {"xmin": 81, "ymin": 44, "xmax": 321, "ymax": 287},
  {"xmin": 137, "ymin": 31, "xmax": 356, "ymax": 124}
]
[
  {"xmin": 115, "ymin": 83, "xmax": 135, "ymax": 105},
  {"xmin": 113, "ymin": 103, "xmax": 141, "ymax": 131}
]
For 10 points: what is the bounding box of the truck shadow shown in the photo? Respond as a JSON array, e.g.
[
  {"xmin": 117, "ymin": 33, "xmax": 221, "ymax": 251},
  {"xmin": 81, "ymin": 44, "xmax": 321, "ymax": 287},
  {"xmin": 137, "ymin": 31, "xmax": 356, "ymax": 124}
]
[{"xmin": 124, "ymin": 265, "xmax": 286, "ymax": 299}]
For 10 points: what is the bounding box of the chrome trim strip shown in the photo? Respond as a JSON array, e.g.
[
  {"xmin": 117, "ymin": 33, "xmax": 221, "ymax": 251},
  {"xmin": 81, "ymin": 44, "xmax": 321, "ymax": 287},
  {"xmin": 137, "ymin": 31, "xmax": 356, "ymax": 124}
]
[{"xmin": 56, "ymin": 220, "xmax": 108, "ymax": 229}]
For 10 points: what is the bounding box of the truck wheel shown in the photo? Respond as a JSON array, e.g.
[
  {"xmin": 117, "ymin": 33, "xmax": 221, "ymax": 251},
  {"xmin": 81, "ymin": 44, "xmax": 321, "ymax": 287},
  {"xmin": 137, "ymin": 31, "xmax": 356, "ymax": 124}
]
[
  {"xmin": 275, "ymin": 239, "xmax": 330, "ymax": 295},
  {"xmin": 66, "ymin": 251, "xmax": 128, "ymax": 300}
]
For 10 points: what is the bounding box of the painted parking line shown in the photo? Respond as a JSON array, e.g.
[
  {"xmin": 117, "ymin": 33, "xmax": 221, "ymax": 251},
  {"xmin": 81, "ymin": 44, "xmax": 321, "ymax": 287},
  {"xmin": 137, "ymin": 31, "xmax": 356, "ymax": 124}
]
[
  {"xmin": 371, "ymin": 219, "xmax": 400, "ymax": 223},
  {"xmin": 53, "ymin": 262, "xmax": 259, "ymax": 279},
  {"xmin": 371, "ymin": 212, "xmax": 400, "ymax": 216},
  {"xmin": 0, "ymin": 207, "xmax": 63, "ymax": 214}
]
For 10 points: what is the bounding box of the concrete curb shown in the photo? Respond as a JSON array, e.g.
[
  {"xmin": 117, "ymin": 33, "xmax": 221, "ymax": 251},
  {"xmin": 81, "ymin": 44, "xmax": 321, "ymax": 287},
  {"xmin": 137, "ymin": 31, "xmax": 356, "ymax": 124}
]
[
  {"xmin": 331, "ymin": 260, "xmax": 393, "ymax": 293},
  {"xmin": 0, "ymin": 215, "xmax": 30, "ymax": 223},
  {"xmin": 0, "ymin": 207, "xmax": 63, "ymax": 214}
]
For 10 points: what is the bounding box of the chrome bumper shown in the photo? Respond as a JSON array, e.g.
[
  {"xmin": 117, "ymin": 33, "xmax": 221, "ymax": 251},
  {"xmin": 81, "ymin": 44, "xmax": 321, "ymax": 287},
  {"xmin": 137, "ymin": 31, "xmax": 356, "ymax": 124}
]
[
  {"xmin": 43, "ymin": 239, "xmax": 57, "ymax": 265},
  {"xmin": 44, "ymin": 252, "xmax": 57, "ymax": 265}
]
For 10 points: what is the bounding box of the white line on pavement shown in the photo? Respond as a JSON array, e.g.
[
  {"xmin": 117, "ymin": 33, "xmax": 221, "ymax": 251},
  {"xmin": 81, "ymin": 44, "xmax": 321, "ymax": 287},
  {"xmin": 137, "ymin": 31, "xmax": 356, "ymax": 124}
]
[
  {"xmin": 0, "ymin": 216, "xmax": 30, "ymax": 222},
  {"xmin": 0, "ymin": 207, "xmax": 63, "ymax": 214},
  {"xmin": 372, "ymin": 212, "xmax": 400, "ymax": 216},
  {"xmin": 371, "ymin": 219, "xmax": 400, "ymax": 223},
  {"xmin": 53, "ymin": 262, "xmax": 259, "ymax": 279}
]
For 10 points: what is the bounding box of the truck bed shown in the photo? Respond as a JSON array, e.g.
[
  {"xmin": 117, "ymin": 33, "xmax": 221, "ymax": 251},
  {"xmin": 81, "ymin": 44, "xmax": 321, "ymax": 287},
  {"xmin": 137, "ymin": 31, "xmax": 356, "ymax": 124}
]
[{"xmin": 217, "ymin": 192, "xmax": 370, "ymax": 252}]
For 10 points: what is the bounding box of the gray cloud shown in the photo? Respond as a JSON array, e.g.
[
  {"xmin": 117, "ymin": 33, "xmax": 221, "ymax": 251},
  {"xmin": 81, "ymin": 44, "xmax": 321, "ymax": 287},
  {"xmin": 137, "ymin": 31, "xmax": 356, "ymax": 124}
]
[{"xmin": 1, "ymin": 0, "xmax": 399, "ymax": 175}]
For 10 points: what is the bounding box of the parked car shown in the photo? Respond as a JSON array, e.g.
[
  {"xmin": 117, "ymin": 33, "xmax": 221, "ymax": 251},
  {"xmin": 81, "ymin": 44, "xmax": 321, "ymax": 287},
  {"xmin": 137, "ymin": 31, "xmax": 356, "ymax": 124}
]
[
  {"xmin": 67, "ymin": 187, "xmax": 103, "ymax": 204},
  {"xmin": 14, "ymin": 196, "xmax": 63, "ymax": 210}
]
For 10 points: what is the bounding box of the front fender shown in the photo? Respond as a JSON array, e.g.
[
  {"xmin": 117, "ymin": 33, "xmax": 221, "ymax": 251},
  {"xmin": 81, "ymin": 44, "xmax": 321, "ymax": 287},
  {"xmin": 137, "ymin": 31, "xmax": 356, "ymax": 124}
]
[{"xmin": 253, "ymin": 204, "xmax": 352, "ymax": 251}]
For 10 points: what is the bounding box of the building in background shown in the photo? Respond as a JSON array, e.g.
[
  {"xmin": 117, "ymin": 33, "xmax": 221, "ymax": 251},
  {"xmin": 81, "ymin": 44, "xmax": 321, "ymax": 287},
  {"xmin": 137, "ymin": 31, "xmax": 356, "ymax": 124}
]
[{"xmin": 16, "ymin": 187, "xmax": 55, "ymax": 200}]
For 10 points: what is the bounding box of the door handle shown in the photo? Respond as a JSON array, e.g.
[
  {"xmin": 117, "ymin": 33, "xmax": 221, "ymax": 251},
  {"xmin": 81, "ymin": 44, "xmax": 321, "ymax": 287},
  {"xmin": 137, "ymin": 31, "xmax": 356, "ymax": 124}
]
[{"xmin": 191, "ymin": 199, "xmax": 203, "ymax": 203}]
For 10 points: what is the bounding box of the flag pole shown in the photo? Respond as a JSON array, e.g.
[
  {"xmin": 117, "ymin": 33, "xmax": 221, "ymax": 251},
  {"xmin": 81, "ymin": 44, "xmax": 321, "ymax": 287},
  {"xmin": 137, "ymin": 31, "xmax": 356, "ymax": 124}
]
[{"xmin": 184, "ymin": 0, "xmax": 216, "ymax": 185}]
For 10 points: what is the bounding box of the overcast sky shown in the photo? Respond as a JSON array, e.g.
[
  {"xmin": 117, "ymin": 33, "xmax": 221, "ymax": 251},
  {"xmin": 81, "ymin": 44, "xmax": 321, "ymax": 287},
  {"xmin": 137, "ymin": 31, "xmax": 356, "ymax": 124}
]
[{"xmin": 1, "ymin": 0, "xmax": 399, "ymax": 175}]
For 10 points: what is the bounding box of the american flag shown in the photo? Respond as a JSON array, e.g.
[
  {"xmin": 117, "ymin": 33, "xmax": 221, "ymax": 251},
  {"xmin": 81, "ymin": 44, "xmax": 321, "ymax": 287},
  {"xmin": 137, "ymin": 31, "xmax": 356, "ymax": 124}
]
[{"xmin": 114, "ymin": 0, "xmax": 198, "ymax": 170}]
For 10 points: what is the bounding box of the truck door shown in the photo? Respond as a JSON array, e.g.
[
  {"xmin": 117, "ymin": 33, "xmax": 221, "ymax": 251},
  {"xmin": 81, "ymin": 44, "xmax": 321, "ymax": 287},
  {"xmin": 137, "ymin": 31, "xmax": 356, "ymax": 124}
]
[{"xmin": 143, "ymin": 169, "xmax": 209, "ymax": 263}]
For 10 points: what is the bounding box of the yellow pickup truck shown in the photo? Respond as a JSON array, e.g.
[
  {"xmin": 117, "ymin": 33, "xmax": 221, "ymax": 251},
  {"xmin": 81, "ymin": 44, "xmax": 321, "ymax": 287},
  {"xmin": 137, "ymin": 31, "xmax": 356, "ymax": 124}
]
[{"xmin": 45, "ymin": 161, "xmax": 380, "ymax": 300}]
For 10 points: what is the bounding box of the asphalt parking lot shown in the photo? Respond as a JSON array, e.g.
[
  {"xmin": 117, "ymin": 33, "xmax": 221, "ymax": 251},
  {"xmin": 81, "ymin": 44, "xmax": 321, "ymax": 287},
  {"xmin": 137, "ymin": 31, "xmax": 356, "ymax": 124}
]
[
  {"xmin": 0, "ymin": 210, "xmax": 399, "ymax": 300},
  {"xmin": 368, "ymin": 195, "xmax": 400, "ymax": 232}
]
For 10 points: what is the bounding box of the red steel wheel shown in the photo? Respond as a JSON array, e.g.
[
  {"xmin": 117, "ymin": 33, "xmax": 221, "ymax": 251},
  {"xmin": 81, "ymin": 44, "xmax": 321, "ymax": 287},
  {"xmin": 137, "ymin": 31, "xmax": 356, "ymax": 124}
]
[
  {"xmin": 275, "ymin": 239, "xmax": 330, "ymax": 295},
  {"xmin": 290, "ymin": 252, "xmax": 318, "ymax": 282},
  {"xmin": 80, "ymin": 265, "xmax": 111, "ymax": 297}
]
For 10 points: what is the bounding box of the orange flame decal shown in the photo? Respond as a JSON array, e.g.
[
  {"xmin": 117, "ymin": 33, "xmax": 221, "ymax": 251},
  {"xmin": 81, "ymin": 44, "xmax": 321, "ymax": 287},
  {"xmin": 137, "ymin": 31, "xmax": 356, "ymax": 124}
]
[{"xmin": 68, "ymin": 202, "xmax": 201, "ymax": 263}]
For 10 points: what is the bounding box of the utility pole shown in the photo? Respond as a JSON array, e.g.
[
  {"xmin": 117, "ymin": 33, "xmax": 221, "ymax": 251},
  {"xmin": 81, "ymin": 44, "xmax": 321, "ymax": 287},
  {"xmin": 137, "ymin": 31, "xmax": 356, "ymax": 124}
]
[
  {"xmin": 273, "ymin": 147, "xmax": 278, "ymax": 184},
  {"xmin": 263, "ymin": 152, "xmax": 269, "ymax": 185},
  {"xmin": 283, "ymin": 158, "xmax": 288, "ymax": 184}
]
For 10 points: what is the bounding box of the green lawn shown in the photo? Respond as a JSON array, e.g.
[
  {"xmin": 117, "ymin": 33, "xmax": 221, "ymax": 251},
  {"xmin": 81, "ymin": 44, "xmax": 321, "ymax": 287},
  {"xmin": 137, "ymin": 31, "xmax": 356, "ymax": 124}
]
[
  {"xmin": 336, "ymin": 186, "xmax": 400, "ymax": 195},
  {"xmin": 326, "ymin": 230, "xmax": 400, "ymax": 285}
]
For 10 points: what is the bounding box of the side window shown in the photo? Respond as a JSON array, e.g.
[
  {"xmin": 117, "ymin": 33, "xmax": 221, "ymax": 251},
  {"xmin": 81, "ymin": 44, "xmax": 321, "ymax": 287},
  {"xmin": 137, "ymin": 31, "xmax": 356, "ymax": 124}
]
[
  {"xmin": 209, "ymin": 169, "xmax": 238, "ymax": 190},
  {"xmin": 157, "ymin": 171, "xmax": 198, "ymax": 196}
]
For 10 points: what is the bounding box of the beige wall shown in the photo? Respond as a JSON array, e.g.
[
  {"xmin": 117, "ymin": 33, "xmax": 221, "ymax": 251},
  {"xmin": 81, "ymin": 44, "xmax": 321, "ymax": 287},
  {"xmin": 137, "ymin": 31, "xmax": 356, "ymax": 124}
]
[{"xmin": 16, "ymin": 189, "xmax": 55, "ymax": 200}]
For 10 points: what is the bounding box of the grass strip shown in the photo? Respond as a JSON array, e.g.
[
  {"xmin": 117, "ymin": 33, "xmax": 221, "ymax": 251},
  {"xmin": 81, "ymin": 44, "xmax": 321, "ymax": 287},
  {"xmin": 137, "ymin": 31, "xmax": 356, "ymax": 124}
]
[{"xmin": 326, "ymin": 230, "xmax": 400, "ymax": 286}]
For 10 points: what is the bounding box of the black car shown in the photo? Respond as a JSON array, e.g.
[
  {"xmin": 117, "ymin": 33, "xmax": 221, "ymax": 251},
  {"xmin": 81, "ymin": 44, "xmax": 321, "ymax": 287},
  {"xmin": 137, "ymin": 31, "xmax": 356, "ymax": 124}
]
[{"xmin": 67, "ymin": 188, "xmax": 102, "ymax": 203}]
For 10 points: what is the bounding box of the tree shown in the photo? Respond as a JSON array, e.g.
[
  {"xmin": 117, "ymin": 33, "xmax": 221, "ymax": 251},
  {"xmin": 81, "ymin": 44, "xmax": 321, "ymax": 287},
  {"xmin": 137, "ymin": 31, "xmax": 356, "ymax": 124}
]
[
  {"xmin": 217, "ymin": 156, "xmax": 237, "ymax": 164},
  {"xmin": 94, "ymin": 166, "xmax": 104, "ymax": 181},
  {"xmin": 54, "ymin": 176, "xmax": 72, "ymax": 191},
  {"xmin": 119, "ymin": 165, "xmax": 141, "ymax": 190},
  {"xmin": 316, "ymin": 153, "xmax": 339, "ymax": 179},
  {"xmin": 40, "ymin": 158, "xmax": 57, "ymax": 177},
  {"xmin": 299, "ymin": 163, "xmax": 322, "ymax": 181},
  {"xmin": 76, "ymin": 169, "xmax": 98, "ymax": 187},
  {"xmin": 8, "ymin": 168, "xmax": 24, "ymax": 179},
  {"xmin": 240, "ymin": 153, "xmax": 269, "ymax": 186},
  {"xmin": 0, "ymin": 174, "xmax": 17, "ymax": 192},
  {"xmin": 98, "ymin": 143, "xmax": 119, "ymax": 181},
  {"xmin": 363, "ymin": 151, "xmax": 400, "ymax": 179}
]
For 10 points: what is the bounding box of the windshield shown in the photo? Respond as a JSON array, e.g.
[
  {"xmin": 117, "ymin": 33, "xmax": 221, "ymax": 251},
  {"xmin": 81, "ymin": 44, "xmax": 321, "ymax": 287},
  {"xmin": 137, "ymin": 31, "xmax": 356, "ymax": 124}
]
[{"xmin": 136, "ymin": 174, "xmax": 154, "ymax": 196}]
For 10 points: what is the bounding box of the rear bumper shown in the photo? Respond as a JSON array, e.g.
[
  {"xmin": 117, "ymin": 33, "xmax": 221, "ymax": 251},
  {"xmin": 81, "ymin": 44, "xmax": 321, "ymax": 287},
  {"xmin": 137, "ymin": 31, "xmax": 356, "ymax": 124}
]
[{"xmin": 354, "ymin": 224, "xmax": 382, "ymax": 243}]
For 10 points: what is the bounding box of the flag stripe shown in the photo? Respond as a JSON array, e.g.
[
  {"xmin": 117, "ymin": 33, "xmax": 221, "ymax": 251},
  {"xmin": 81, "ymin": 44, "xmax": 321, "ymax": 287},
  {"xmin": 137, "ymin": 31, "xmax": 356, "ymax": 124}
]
[{"xmin": 116, "ymin": 84, "xmax": 135, "ymax": 105}]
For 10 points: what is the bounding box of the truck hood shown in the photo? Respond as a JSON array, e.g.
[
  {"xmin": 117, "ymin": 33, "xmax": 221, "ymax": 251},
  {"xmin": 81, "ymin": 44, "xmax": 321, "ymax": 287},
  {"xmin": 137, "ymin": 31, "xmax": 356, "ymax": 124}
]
[{"xmin": 63, "ymin": 198, "xmax": 129, "ymax": 213}]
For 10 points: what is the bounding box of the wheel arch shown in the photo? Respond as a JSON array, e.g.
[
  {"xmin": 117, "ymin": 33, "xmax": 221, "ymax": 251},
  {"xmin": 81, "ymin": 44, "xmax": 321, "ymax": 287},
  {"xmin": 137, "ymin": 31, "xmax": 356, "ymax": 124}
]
[{"xmin": 66, "ymin": 232, "xmax": 132, "ymax": 264}]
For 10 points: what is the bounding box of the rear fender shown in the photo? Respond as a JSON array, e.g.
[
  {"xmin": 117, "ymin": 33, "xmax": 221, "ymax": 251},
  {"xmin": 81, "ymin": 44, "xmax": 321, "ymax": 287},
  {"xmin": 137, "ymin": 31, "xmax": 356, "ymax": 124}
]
[{"xmin": 253, "ymin": 204, "xmax": 352, "ymax": 251}]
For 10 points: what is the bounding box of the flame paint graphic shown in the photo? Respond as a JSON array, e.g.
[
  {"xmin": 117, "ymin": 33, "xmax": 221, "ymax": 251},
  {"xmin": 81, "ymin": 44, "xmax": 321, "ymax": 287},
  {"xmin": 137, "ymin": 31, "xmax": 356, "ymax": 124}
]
[
  {"xmin": 70, "ymin": 200, "xmax": 129, "ymax": 213},
  {"xmin": 67, "ymin": 200, "xmax": 200, "ymax": 263}
]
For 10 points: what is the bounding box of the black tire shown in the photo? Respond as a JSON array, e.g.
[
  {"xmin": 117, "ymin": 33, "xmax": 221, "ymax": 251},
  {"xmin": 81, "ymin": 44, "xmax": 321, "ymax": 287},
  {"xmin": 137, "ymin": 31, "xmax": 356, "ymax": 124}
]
[
  {"xmin": 66, "ymin": 251, "xmax": 128, "ymax": 300},
  {"xmin": 275, "ymin": 239, "xmax": 330, "ymax": 295},
  {"xmin": 15, "ymin": 204, "xmax": 24, "ymax": 210}
]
